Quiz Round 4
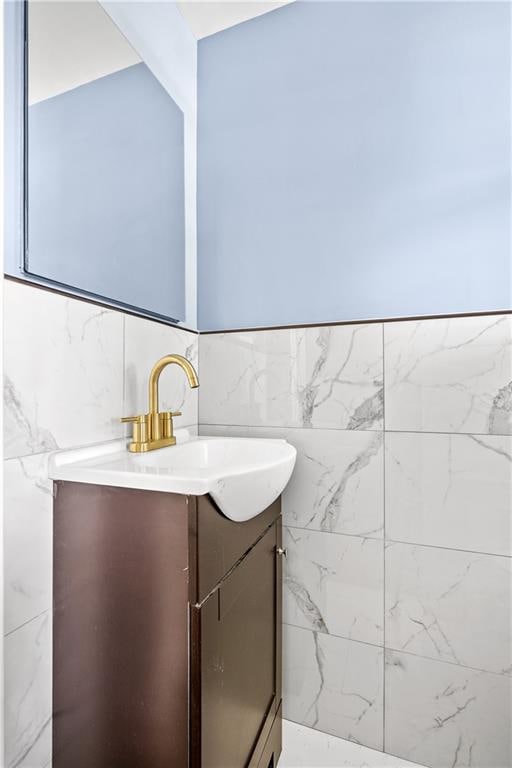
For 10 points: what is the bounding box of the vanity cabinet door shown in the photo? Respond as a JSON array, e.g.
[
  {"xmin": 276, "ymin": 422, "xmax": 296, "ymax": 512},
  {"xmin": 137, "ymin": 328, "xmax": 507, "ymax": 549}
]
[
  {"xmin": 190, "ymin": 520, "xmax": 282, "ymax": 768},
  {"xmin": 192, "ymin": 495, "xmax": 281, "ymax": 604}
]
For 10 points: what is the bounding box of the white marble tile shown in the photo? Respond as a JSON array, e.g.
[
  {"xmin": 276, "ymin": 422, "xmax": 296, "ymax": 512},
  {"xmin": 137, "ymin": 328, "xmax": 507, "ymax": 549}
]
[
  {"xmin": 5, "ymin": 612, "xmax": 52, "ymax": 768},
  {"xmin": 282, "ymin": 428, "xmax": 384, "ymax": 537},
  {"xmin": 283, "ymin": 624, "xmax": 384, "ymax": 751},
  {"xmin": 124, "ymin": 314, "xmax": 198, "ymax": 428},
  {"xmin": 384, "ymin": 315, "xmax": 512, "ymax": 434},
  {"xmin": 199, "ymin": 425, "xmax": 384, "ymax": 538},
  {"xmin": 199, "ymin": 329, "xmax": 298, "ymax": 427},
  {"xmin": 385, "ymin": 650, "xmax": 511, "ymax": 768},
  {"xmin": 199, "ymin": 323, "xmax": 383, "ymax": 430},
  {"xmin": 386, "ymin": 432, "xmax": 512, "ymax": 556},
  {"xmin": 295, "ymin": 324, "xmax": 383, "ymax": 430},
  {"xmin": 284, "ymin": 527, "xmax": 383, "ymax": 646},
  {"xmin": 4, "ymin": 280, "xmax": 124, "ymax": 459},
  {"xmin": 281, "ymin": 720, "xmax": 422, "ymax": 768},
  {"xmin": 385, "ymin": 543, "xmax": 512, "ymax": 676},
  {"xmin": 4, "ymin": 454, "xmax": 53, "ymax": 636}
]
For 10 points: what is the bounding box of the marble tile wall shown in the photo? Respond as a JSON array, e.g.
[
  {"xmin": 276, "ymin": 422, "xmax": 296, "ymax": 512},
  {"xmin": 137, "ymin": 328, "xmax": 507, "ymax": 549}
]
[
  {"xmin": 4, "ymin": 291, "xmax": 510, "ymax": 768},
  {"xmin": 199, "ymin": 312, "xmax": 512, "ymax": 768},
  {"xmin": 3, "ymin": 278, "xmax": 199, "ymax": 768}
]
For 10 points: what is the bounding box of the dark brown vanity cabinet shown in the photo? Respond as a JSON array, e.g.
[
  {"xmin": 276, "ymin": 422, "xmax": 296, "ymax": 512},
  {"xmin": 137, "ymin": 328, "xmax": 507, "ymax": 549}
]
[{"xmin": 53, "ymin": 482, "xmax": 282, "ymax": 768}]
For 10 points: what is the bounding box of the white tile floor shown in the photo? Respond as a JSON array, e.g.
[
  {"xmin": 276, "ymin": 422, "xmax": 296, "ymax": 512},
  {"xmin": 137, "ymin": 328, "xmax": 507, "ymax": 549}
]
[{"xmin": 280, "ymin": 721, "xmax": 424, "ymax": 768}]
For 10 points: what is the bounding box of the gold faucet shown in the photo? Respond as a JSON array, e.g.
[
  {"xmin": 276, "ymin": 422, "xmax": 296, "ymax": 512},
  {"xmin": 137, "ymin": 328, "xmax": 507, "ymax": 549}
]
[{"xmin": 121, "ymin": 354, "xmax": 199, "ymax": 452}]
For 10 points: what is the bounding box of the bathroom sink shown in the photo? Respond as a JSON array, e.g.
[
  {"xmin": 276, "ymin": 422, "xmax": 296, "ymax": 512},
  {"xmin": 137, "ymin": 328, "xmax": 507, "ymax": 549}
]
[{"xmin": 48, "ymin": 430, "xmax": 296, "ymax": 522}]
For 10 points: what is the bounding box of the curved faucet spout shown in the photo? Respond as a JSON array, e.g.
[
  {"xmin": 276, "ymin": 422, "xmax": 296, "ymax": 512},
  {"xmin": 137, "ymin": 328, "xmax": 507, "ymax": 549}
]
[
  {"xmin": 148, "ymin": 354, "xmax": 199, "ymax": 415},
  {"xmin": 122, "ymin": 353, "xmax": 199, "ymax": 452}
]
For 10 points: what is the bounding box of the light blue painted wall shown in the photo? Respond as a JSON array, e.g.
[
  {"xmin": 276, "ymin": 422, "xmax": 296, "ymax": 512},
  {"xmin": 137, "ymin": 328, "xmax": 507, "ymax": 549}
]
[
  {"xmin": 28, "ymin": 62, "xmax": 185, "ymax": 320},
  {"xmin": 198, "ymin": 1, "xmax": 511, "ymax": 330}
]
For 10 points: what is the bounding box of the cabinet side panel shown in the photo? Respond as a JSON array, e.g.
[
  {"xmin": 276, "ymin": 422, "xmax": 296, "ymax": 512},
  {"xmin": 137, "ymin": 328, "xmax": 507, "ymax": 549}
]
[{"xmin": 53, "ymin": 482, "xmax": 190, "ymax": 768}]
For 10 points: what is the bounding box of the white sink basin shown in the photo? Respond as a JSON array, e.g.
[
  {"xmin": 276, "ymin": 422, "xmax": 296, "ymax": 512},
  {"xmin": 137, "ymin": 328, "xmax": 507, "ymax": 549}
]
[{"xmin": 48, "ymin": 430, "xmax": 297, "ymax": 522}]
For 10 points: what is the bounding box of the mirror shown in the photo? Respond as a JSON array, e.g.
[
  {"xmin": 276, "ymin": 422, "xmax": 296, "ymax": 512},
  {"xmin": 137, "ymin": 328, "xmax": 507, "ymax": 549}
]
[{"xmin": 25, "ymin": 1, "xmax": 186, "ymax": 321}]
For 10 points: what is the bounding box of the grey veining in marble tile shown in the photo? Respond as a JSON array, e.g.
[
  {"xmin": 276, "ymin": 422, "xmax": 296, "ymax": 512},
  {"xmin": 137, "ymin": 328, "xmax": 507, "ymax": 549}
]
[
  {"xmin": 284, "ymin": 527, "xmax": 383, "ymax": 646},
  {"xmin": 4, "ymin": 454, "xmax": 53, "ymax": 636},
  {"xmin": 4, "ymin": 280, "xmax": 124, "ymax": 459},
  {"xmin": 124, "ymin": 314, "xmax": 198, "ymax": 428},
  {"xmin": 4, "ymin": 376, "xmax": 58, "ymax": 458},
  {"xmin": 198, "ymin": 425, "xmax": 384, "ymax": 537},
  {"xmin": 385, "ymin": 432, "xmax": 512, "ymax": 556},
  {"xmin": 385, "ymin": 543, "xmax": 512, "ymax": 675},
  {"xmin": 384, "ymin": 315, "xmax": 512, "ymax": 434},
  {"xmin": 283, "ymin": 624, "xmax": 384, "ymax": 750},
  {"xmin": 282, "ymin": 429, "xmax": 384, "ymax": 536},
  {"xmin": 295, "ymin": 324, "xmax": 383, "ymax": 430},
  {"xmin": 489, "ymin": 380, "xmax": 512, "ymax": 434},
  {"xmin": 5, "ymin": 612, "xmax": 52, "ymax": 768},
  {"xmin": 385, "ymin": 650, "xmax": 511, "ymax": 768},
  {"xmin": 199, "ymin": 323, "xmax": 383, "ymax": 430}
]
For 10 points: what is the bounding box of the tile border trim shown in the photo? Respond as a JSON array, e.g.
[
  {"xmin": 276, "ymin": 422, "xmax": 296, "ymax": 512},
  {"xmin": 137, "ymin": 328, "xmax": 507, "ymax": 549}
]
[
  {"xmin": 7, "ymin": 275, "xmax": 510, "ymax": 337},
  {"xmin": 201, "ymin": 308, "xmax": 512, "ymax": 334}
]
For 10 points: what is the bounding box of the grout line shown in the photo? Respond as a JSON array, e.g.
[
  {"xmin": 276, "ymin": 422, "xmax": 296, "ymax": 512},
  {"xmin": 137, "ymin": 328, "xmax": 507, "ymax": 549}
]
[
  {"xmin": 198, "ymin": 423, "xmax": 512, "ymax": 439},
  {"xmin": 4, "ymin": 609, "xmax": 49, "ymax": 638},
  {"xmin": 284, "ymin": 621, "xmax": 384, "ymax": 652},
  {"xmin": 284, "ymin": 522, "xmax": 383, "ymax": 543},
  {"xmin": 283, "ymin": 622, "xmax": 512, "ymax": 679},
  {"xmin": 200, "ymin": 423, "xmax": 384, "ymax": 433},
  {"xmin": 385, "ymin": 428, "xmax": 512, "ymax": 438},
  {"xmin": 383, "ymin": 644, "xmax": 512, "ymax": 680},
  {"xmin": 380, "ymin": 537, "xmax": 512, "ymax": 560},
  {"xmin": 283, "ymin": 522, "xmax": 511, "ymax": 559}
]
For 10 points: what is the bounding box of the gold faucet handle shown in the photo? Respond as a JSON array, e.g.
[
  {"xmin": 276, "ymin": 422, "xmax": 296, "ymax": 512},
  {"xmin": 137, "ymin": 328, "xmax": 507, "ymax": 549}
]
[
  {"xmin": 160, "ymin": 410, "xmax": 182, "ymax": 440},
  {"xmin": 121, "ymin": 414, "xmax": 149, "ymax": 444}
]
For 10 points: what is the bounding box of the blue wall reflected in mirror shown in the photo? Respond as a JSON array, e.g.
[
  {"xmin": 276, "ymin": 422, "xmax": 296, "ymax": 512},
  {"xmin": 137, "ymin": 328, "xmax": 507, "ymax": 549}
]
[{"xmin": 6, "ymin": 0, "xmax": 186, "ymax": 324}]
